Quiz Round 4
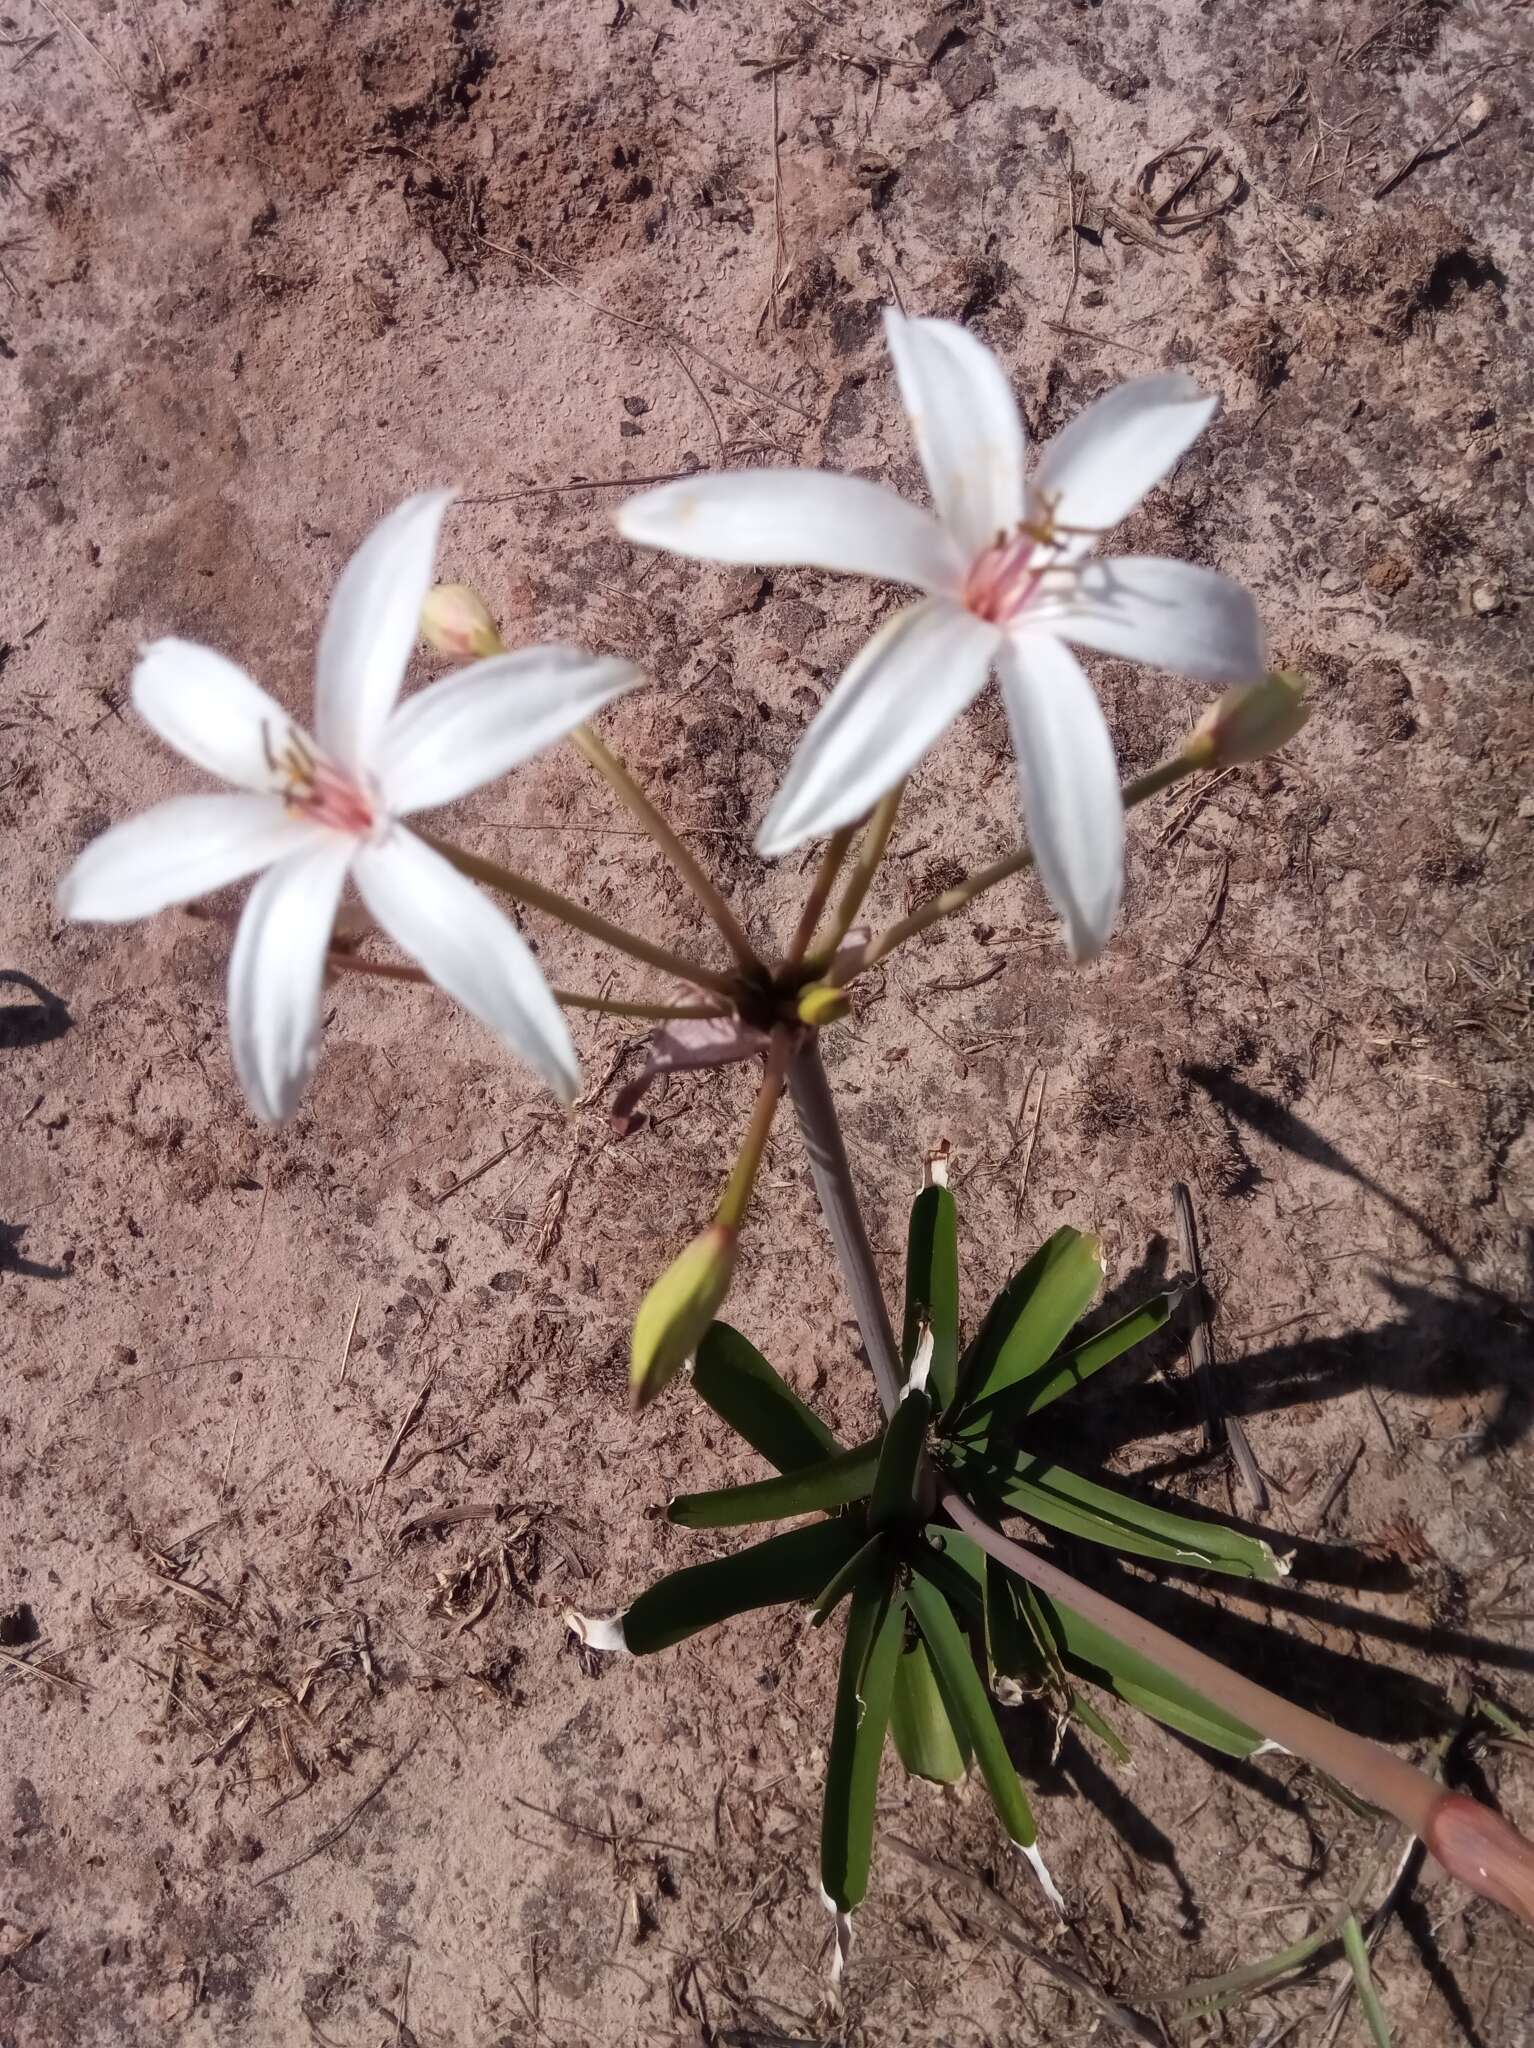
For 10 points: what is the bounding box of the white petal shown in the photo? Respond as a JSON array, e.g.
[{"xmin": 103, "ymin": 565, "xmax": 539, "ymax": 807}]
[
  {"xmin": 1031, "ymin": 374, "xmax": 1217, "ymax": 555},
  {"xmin": 313, "ymin": 489, "xmax": 455, "ymax": 774},
  {"xmin": 1052, "ymin": 557, "xmax": 1265, "ymax": 681},
  {"xmin": 377, "ymin": 648, "xmax": 642, "ymax": 815},
  {"xmin": 883, "ymin": 307, "xmax": 1026, "ymax": 563},
  {"xmin": 351, "ymin": 828, "xmax": 580, "ymax": 1105},
  {"xmin": 56, "ymin": 795, "xmax": 321, "ymax": 923},
  {"xmin": 132, "ymin": 639, "xmax": 296, "ymax": 791},
  {"xmin": 227, "ymin": 835, "xmax": 355, "ymax": 1124},
  {"xmin": 997, "ymin": 635, "xmax": 1124, "ymax": 962},
  {"xmin": 756, "ymin": 600, "xmax": 1000, "ymax": 858},
  {"xmin": 616, "ymin": 469, "xmax": 963, "ymax": 595}
]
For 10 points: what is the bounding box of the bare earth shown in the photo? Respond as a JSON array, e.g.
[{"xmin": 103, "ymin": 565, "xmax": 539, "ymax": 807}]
[{"xmin": 3, "ymin": 1, "xmax": 1532, "ymax": 2042}]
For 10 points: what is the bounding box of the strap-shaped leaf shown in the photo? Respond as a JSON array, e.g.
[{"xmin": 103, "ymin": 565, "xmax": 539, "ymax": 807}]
[
  {"xmin": 624, "ymin": 1516, "xmax": 867, "ymax": 1654},
  {"xmin": 984, "ymin": 1552, "xmax": 1050, "ymax": 1692},
  {"xmin": 907, "ymin": 1565, "xmax": 1038, "ymax": 1849},
  {"xmin": 669, "ymin": 1437, "xmax": 879, "ymax": 1529},
  {"xmin": 821, "ymin": 1575, "xmax": 905, "ymax": 1912},
  {"xmin": 1030, "ymin": 1585, "xmax": 1263, "ymax": 1758},
  {"xmin": 984, "ymin": 1559, "xmax": 1131, "ymax": 1759},
  {"xmin": 948, "ymin": 1227, "xmax": 1104, "ymax": 1421},
  {"xmin": 692, "ymin": 1322, "xmax": 840, "ymax": 1473},
  {"xmin": 810, "ymin": 1530, "xmax": 887, "ymax": 1627},
  {"xmin": 903, "ymin": 1184, "xmax": 959, "ymax": 1410},
  {"xmin": 960, "ymin": 1290, "xmax": 1180, "ymax": 1437},
  {"xmin": 984, "ymin": 1457, "xmax": 1289, "ymax": 1581},
  {"xmin": 890, "ymin": 1635, "xmax": 970, "ymax": 1784},
  {"xmin": 868, "ymin": 1389, "xmax": 932, "ymax": 1531}
]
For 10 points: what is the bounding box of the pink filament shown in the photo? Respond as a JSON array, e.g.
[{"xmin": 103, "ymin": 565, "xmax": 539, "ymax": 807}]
[
  {"xmin": 963, "ymin": 533, "xmax": 1050, "ymax": 625},
  {"xmin": 290, "ymin": 754, "xmax": 375, "ymax": 835}
]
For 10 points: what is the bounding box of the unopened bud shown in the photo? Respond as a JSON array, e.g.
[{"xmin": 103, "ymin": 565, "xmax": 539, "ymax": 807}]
[
  {"xmin": 796, "ymin": 981, "xmax": 851, "ymax": 1028},
  {"xmin": 1425, "ymin": 1792, "xmax": 1534, "ymax": 1929},
  {"xmin": 420, "ymin": 583, "xmax": 502, "ymax": 661},
  {"xmin": 1190, "ymin": 670, "xmax": 1308, "ymax": 767},
  {"xmin": 629, "ymin": 1223, "xmax": 737, "ymax": 1410}
]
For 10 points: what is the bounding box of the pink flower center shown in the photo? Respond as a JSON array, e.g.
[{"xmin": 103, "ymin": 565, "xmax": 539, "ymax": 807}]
[
  {"xmin": 963, "ymin": 531, "xmax": 1050, "ymax": 624},
  {"xmin": 265, "ymin": 725, "xmax": 377, "ymax": 836}
]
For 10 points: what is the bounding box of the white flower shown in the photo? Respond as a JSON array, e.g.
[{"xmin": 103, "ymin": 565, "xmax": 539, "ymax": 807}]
[
  {"xmin": 617, "ymin": 311, "xmax": 1264, "ymax": 958},
  {"xmin": 57, "ymin": 491, "xmax": 638, "ymax": 1122}
]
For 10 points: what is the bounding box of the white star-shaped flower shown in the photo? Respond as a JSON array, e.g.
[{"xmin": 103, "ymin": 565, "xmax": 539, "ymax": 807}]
[
  {"xmin": 57, "ymin": 491, "xmax": 638, "ymax": 1121},
  {"xmin": 618, "ymin": 311, "xmax": 1264, "ymax": 958}
]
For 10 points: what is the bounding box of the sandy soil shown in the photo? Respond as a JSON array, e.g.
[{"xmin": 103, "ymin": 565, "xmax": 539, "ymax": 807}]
[{"xmin": 3, "ymin": 1, "xmax": 1532, "ymax": 2042}]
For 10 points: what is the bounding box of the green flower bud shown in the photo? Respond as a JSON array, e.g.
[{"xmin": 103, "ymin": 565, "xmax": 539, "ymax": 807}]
[
  {"xmin": 629, "ymin": 1223, "xmax": 737, "ymax": 1410},
  {"xmin": 1191, "ymin": 670, "xmax": 1308, "ymax": 767},
  {"xmin": 420, "ymin": 583, "xmax": 503, "ymax": 661}
]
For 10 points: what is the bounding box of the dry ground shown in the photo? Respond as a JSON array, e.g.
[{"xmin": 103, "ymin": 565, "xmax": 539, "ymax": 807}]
[{"xmin": 2, "ymin": 1, "xmax": 1532, "ymax": 2042}]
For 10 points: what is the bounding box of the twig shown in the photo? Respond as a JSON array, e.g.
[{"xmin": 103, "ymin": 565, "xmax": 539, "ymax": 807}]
[
  {"xmin": 1173, "ymin": 1181, "xmax": 1268, "ymax": 1510},
  {"xmin": 375, "ymin": 1381, "xmax": 433, "ymax": 1485},
  {"xmin": 1373, "ymin": 85, "xmax": 1495, "ymax": 201},
  {"xmin": 665, "ymin": 337, "xmax": 725, "ymax": 464},
  {"xmin": 887, "ymin": 1838, "xmax": 1162, "ymax": 2045},
  {"xmin": 0, "ymin": 1641, "xmax": 89, "ymax": 1694},
  {"xmin": 1013, "ymin": 1067, "xmax": 1046, "ymax": 1229},
  {"xmin": 1312, "ymin": 1436, "xmax": 1365, "ymax": 1532},
  {"xmin": 257, "ymin": 1739, "xmax": 422, "ymax": 1885}
]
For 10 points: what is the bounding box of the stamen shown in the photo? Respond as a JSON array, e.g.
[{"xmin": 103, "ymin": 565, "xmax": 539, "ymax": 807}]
[{"xmin": 272, "ymin": 724, "xmax": 376, "ymax": 835}]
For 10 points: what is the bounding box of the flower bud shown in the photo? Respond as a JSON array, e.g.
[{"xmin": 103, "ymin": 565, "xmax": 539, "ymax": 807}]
[
  {"xmin": 420, "ymin": 583, "xmax": 502, "ymax": 661},
  {"xmin": 1190, "ymin": 670, "xmax": 1308, "ymax": 767},
  {"xmin": 1424, "ymin": 1791, "xmax": 1534, "ymax": 1928},
  {"xmin": 629, "ymin": 1223, "xmax": 737, "ymax": 1410},
  {"xmin": 796, "ymin": 981, "xmax": 851, "ymax": 1028}
]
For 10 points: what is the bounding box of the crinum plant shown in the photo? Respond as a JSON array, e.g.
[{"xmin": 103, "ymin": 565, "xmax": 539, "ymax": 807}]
[
  {"xmin": 55, "ymin": 311, "xmax": 1534, "ymax": 1956},
  {"xmin": 570, "ymin": 1169, "xmax": 1534, "ymax": 1969}
]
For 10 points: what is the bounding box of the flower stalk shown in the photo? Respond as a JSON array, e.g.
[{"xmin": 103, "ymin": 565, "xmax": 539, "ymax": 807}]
[
  {"xmin": 323, "ymin": 945, "xmax": 725, "ymax": 1021},
  {"xmin": 811, "ymin": 782, "xmax": 905, "ymax": 971},
  {"xmin": 784, "ymin": 824, "xmax": 858, "ymax": 969},
  {"xmin": 417, "ymin": 828, "xmax": 738, "ymax": 998},
  {"xmin": 938, "ymin": 1488, "xmax": 1534, "ymax": 1929},
  {"xmin": 839, "ymin": 747, "xmax": 1205, "ymax": 983}
]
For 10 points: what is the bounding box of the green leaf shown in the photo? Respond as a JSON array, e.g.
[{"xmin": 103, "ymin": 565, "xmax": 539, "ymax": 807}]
[
  {"xmin": 903, "ymin": 1183, "xmax": 959, "ymax": 1410},
  {"xmin": 984, "ymin": 1553, "xmax": 1050, "ymax": 1692},
  {"xmin": 961, "ymin": 1290, "xmax": 1180, "ymax": 1436},
  {"xmin": 949, "ymin": 1227, "xmax": 1104, "ymax": 1421},
  {"xmin": 668, "ymin": 1437, "xmax": 880, "ymax": 1529},
  {"xmin": 1031, "ymin": 1589, "xmax": 1264, "ymax": 1758},
  {"xmin": 810, "ymin": 1530, "xmax": 887, "ymax": 1627},
  {"xmin": 981, "ymin": 1456, "xmax": 1290, "ymax": 1581},
  {"xmin": 623, "ymin": 1516, "xmax": 868, "ymax": 1655},
  {"xmin": 821, "ymin": 1575, "xmax": 905, "ymax": 1912},
  {"xmin": 1342, "ymin": 1912, "xmax": 1393, "ymax": 2048},
  {"xmin": 1069, "ymin": 1688, "xmax": 1133, "ymax": 1764},
  {"xmin": 890, "ymin": 1635, "xmax": 970, "ymax": 1784},
  {"xmin": 907, "ymin": 1565, "xmax": 1038, "ymax": 1850},
  {"xmin": 692, "ymin": 1322, "xmax": 840, "ymax": 1473},
  {"xmin": 868, "ymin": 1389, "xmax": 932, "ymax": 1531}
]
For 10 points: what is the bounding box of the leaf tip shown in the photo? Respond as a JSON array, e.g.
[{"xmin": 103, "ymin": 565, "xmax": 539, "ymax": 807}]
[
  {"xmin": 1022, "ymin": 1841, "xmax": 1067, "ymax": 1917},
  {"xmin": 819, "ymin": 1885, "xmax": 854, "ymax": 1989},
  {"xmin": 565, "ymin": 1609, "xmax": 629, "ymax": 1655}
]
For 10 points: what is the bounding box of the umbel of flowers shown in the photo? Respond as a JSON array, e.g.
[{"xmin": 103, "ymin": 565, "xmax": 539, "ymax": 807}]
[{"xmin": 55, "ymin": 313, "xmax": 1534, "ymax": 1966}]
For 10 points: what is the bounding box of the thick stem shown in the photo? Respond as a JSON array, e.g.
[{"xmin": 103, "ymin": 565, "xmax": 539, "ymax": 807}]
[
  {"xmin": 570, "ymin": 725, "xmax": 759, "ymax": 970},
  {"xmin": 324, "ymin": 946, "xmax": 726, "ymax": 1020},
  {"xmin": 941, "ymin": 1490, "xmax": 1448, "ymax": 1847},
  {"xmin": 845, "ymin": 752, "xmax": 1201, "ymax": 981},
  {"xmin": 811, "ymin": 782, "xmax": 904, "ymax": 971},
  {"xmin": 418, "ymin": 829, "xmax": 738, "ymax": 998},
  {"xmin": 787, "ymin": 1041, "xmax": 903, "ymax": 1417},
  {"xmin": 715, "ymin": 1030, "xmax": 794, "ymax": 1230},
  {"xmin": 784, "ymin": 825, "xmax": 857, "ymax": 971}
]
